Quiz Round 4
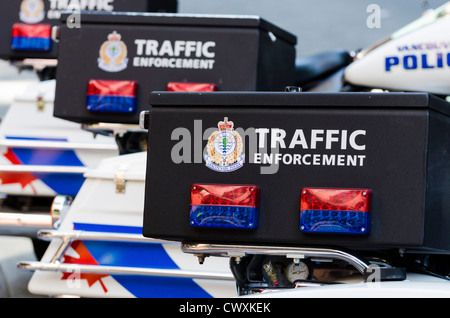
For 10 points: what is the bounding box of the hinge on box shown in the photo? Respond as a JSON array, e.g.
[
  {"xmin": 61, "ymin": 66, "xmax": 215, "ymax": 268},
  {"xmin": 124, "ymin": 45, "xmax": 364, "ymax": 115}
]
[
  {"xmin": 139, "ymin": 111, "xmax": 150, "ymax": 130},
  {"xmin": 285, "ymin": 86, "xmax": 302, "ymax": 92},
  {"xmin": 114, "ymin": 164, "xmax": 129, "ymax": 194}
]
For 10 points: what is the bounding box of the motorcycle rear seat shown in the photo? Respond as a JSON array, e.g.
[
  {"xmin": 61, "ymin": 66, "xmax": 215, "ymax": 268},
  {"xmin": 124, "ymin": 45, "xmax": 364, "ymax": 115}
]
[{"xmin": 294, "ymin": 49, "xmax": 353, "ymax": 85}]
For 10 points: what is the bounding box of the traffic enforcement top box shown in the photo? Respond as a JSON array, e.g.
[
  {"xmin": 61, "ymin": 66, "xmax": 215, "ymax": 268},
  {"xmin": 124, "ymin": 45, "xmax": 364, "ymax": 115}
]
[
  {"xmin": 52, "ymin": 12, "xmax": 297, "ymax": 124},
  {"xmin": 143, "ymin": 91, "xmax": 450, "ymax": 253},
  {"xmin": 0, "ymin": 0, "xmax": 177, "ymax": 61}
]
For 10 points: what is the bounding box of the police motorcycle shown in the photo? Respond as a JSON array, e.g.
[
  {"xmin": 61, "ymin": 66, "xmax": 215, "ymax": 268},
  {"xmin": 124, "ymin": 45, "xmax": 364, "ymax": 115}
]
[
  {"xmin": 0, "ymin": 0, "xmax": 175, "ymax": 296},
  {"xmin": 19, "ymin": 3, "xmax": 450, "ymax": 298},
  {"xmin": 297, "ymin": 1, "xmax": 450, "ymax": 96},
  {"xmin": 138, "ymin": 3, "xmax": 450, "ymax": 298},
  {"xmin": 0, "ymin": 0, "xmax": 177, "ymax": 242},
  {"xmin": 17, "ymin": 9, "xmax": 296, "ymax": 297}
]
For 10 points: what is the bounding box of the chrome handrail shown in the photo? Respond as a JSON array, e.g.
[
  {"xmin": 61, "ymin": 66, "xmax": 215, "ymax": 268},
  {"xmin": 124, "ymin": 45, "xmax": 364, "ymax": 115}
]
[
  {"xmin": 18, "ymin": 230, "xmax": 234, "ymax": 281},
  {"xmin": 182, "ymin": 242, "xmax": 370, "ymax": 274},
  {"xmin": 18, "ymin": 261, "xmax": 234, "ymax": 281},
  {"xmin": 0, "ymin": 212, "xmax": 52, "ymax": 228},
  {"xmin": 36, "ymin": 229, "xmax": 175, "ymax": 263},
  {"xmin": 37, "ymin": 229, "xmax": 173, "ymax": 244},
  {"xmin": 0, "ymin": 139, "xmax": 117, "ymax": 151},
  {"xmin": 0, "ymin": 165, "xmax": 88, "ymax": 174}
]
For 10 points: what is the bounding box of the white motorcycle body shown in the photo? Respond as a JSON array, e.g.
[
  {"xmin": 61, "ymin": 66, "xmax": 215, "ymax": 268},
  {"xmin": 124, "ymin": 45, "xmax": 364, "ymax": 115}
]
[{"xmin": 21, "ymin": 3, "xmax": 450, "ymax": 298}]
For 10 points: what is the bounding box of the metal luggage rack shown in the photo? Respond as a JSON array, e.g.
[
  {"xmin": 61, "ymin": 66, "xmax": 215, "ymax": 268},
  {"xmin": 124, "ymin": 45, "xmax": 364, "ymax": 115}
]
[
  {"xmin": 17, "ymin": 229, "xmax": 234, "ymax": 282},
  {"xmin": 81, "ymin": 123, "xmax": 148, "ymax": 155},
  {"xmin": 9, "ymin": 58, "xmax": 58, "ymax": 81},
  {"xmin": 181, "ymin": 242, "xmax": 407, "ymax": 282},
  {"xmin": 81, "ymin": 123, "xmax": 146, "ymax": 137}
]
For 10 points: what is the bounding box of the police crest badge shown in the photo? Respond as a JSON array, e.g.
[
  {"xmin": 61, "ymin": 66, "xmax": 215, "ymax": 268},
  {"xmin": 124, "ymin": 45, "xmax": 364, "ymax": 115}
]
[
  {"xmin": 98, "ymin": 31, "xmax": 129, "ymax": 72},
  {"xmin": 205, "ymin": 118, "xmax": 245, "ymax": 172},
  {"xmin": 19, "ymin": 0, "xmax": 45, "ymax": 24}
]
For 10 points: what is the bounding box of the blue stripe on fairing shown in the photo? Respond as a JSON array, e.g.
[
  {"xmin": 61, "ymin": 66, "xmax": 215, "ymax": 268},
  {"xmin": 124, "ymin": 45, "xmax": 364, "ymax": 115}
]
[
  {"xmin": 73, "ymin": 222, "xmax": 213, "ymax": 298},
  {"xmin": 73, "ymin": 222, "xmax": 142, "ymax": 234},
  {"xmin": 5, "ymin": 136, "xmax": 85, "ymax": 196}
]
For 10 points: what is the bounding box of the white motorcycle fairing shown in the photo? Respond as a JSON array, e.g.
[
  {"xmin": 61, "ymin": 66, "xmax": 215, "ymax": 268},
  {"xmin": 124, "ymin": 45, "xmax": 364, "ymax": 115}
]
[
  {"xmin": 24, "ymin": 152, "xmax": 237, "ymax": 298},
  {"xmin": 345, "ymin": 2, "xmax": 450, "ymax": 95},
  {"xmin": 0, "ymin": 79, "xmax": 118, "ymax": 198}
]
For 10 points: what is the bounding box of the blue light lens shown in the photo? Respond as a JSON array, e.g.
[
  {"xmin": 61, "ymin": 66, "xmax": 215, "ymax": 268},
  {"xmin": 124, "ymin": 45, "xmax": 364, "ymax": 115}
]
[
  {"xmin": 299, "ymin": 210, "xmax": 370, "ymax": 234},
  {"xmin": 11, "ymin": 37, "xmax": 51, "ymax": 51},
  {"xmin": 189, "ymin": 205, "xmax": 259, "ymax": 229},
  {"xmin": 86, "ymin": 95, "xmax": 137, "ymax": 113}
]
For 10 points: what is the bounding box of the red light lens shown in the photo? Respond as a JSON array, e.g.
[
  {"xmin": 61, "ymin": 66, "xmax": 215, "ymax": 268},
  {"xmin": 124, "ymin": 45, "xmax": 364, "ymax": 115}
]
[
  {"xmin": 11, "ymin": 23, "xmax": 52, "ymax": 51},
  {"xmin": 166, "ymin": 82, "xmax": 218, "ymax": 92},
  {"xmin": 300, "ymin": 188, "xmax": 372, "ymax": 234},
  {"xmin": 12, "ymin": 23, "xmax": 51, "ymax": 38},
  {"xmin": 300, "ymin": 188, "xmax": 371, "ymax": 212},
  {"xmin": 191, "ymin": 184, "xmax": 260, "ymax": 207},
  {"xmin": 190, "ymin": 184, "xmax": 260, "ymax": 229},
  {"xmin": 87, "ymin": 80, "xmax": 137, "ymax": 97},
  {"xmin": 86, "ymin": 80, "xmax": 138, "ymax": 113}
]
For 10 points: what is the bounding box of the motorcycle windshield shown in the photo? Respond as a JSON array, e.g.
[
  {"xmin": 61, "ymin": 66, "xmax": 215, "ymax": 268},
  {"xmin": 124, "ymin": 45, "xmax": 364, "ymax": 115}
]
[
  {"xmin": 359, "ymin": 2, "xmax": 450, "ymax": 57},
  {"xmin": 391, "ymin": 2, "xmax": 450, "ymax": 40}
]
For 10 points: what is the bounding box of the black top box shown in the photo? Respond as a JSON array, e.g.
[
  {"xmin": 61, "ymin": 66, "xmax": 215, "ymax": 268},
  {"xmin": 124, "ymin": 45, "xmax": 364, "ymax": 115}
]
[
  {"xmin": 142, "ymin": 91, "xmax": 450, "ymax": 254},
  {"xmin": 0, "ymin": 0, "xmax": 177, "ymax": 61},
  {"xmin": 52, "ymin": 12, "xmax": 297, "ymax": 124}
]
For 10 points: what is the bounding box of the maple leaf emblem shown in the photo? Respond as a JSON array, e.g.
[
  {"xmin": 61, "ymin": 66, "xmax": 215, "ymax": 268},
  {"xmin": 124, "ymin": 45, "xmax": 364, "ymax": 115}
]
[
  {"xmin": 0, "ymin": 148, "xmax": 37, "ymax": 193},
  {"xmin": 61, "ymin": 240, "xmax": 109, "ymax": 293}
]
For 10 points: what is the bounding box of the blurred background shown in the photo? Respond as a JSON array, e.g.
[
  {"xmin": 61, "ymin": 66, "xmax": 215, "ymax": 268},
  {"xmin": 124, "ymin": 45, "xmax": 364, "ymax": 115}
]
[
  {"xmin": 0, "ymin": 0, "xmax": 448, "ymax": 297},
  {"xmin": 179, "ymin": 0, "xmax": 449, "ymax": 57}
]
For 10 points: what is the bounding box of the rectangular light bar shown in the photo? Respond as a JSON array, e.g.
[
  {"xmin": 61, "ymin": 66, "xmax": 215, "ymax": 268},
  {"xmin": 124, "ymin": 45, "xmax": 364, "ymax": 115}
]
[
  {"xmin": 189, "ymin": 184, "xmax": 260, "ymax": 229},
  {"xmin": 166, "ymin": 82, "xmax": 218, "ymax": 92},
  {"xmin": 86, "ymin": 80, "xmax": 138, "ymax": 113},
  {"xmin": 11, "ymin": 23, "xmax": 52, "ymax": 51},
  {"xmin": 299, "ymin": 188, "xmax": 372, "ymax": 235}
]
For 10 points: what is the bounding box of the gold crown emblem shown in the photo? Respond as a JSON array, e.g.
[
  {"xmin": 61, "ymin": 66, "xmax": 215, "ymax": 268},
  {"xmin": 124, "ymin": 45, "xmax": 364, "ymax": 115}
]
[
  {"xmin": 107, "ymin": 31, "xmax": 122, "ymax": 42},
  {"xmin": 218, "ymin": 117, "xmax": 234, "ymax": 131}
]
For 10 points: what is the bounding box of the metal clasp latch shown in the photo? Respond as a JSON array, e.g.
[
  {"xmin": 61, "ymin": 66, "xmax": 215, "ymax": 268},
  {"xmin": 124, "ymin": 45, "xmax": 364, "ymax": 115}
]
[
  {"xmin": 114, "ymin": 164, "xmax": 128, "ymax": 194},
  {"xmin": 37, "ymin": 94, "xmax": 44, "ymax": 111}
]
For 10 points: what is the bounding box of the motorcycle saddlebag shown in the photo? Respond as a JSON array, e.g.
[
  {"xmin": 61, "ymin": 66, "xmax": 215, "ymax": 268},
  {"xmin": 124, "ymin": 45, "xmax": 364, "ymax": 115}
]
[
  {"xmin": 52, "ymin": 12, "xmax": 297, "ymax": 125},
  {"xmin": 0, "ymin": 0, "xmax": 177, "ymax": 61},
  {"xmin": 143, "ymin": 91, "xmax": 450, "ymax": 254}
]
